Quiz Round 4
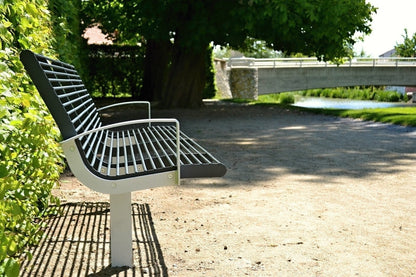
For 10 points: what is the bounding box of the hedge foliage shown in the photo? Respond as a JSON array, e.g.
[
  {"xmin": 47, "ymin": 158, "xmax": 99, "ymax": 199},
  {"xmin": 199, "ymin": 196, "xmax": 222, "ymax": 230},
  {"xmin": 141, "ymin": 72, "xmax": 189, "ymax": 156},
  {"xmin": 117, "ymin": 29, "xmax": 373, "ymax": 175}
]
[
  {"xmin": 84, "ymin": 44, "xmax": 144, "ymax": 98},
  {"xmin": 0, "ymin": 0, "xmax": 74, "ymax": 275}
]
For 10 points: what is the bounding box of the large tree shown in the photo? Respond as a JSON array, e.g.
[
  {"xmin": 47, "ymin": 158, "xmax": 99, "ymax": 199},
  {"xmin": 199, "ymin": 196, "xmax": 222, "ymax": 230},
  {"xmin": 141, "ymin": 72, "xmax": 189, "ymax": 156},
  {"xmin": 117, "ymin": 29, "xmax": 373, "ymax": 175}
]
[{"xmin": 82, "ymin": 0, "xmax": 376, "ymax": 108}]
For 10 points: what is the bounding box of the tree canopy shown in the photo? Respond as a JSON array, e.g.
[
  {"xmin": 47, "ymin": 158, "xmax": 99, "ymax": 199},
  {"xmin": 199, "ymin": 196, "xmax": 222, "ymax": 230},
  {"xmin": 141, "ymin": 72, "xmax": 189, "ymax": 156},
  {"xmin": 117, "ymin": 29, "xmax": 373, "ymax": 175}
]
[
  {"xmin": 395, "ymin": 29, "xmax": 416, "ymax": 57},
  {"xmin": 82, "ymin": 0, "xmax": 376, "ymax": 107}
]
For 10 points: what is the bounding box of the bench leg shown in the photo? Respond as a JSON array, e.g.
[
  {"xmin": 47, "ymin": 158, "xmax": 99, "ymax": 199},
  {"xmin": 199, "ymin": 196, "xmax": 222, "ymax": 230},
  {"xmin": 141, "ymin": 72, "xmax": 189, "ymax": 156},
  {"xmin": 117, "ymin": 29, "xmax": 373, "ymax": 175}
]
[{"xmin": 110, "ymin": 192, "xmax": 133, "ymax": 267}]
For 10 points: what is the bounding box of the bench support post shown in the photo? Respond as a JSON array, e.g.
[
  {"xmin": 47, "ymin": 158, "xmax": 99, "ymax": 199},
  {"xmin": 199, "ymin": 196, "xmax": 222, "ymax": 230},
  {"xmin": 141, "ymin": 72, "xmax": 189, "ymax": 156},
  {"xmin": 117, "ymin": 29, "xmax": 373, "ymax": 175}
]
[{"xmin": 110, "ymin": 192, "xmax": 133, "ymax": 267}]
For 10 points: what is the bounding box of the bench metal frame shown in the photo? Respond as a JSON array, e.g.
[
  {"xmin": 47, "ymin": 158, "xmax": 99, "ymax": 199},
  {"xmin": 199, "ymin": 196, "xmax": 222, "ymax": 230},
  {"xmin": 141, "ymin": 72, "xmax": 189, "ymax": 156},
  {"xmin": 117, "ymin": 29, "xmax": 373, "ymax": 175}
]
[{"xmin": 20, "ymin": 50, "xmax": 226, "ymax": 267}]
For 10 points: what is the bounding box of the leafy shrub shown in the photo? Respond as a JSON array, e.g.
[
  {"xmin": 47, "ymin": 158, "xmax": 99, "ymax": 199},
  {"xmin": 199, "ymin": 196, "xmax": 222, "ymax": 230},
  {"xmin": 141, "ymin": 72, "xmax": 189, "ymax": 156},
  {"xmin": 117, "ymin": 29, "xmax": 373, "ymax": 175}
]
[
  {"xmin": 279, "ymin": 92, "xmax": 295, "ymax": 105},
  {"xmin": 1, "ymin": 1, "xmax": 65, "ymax": 276},
  {"xmin": 257, "ymin": 92, "xmax": 294, "ymax": 105},
  {"xmin": 203, "ymin": 45, "xmax": 217, "ymax": 99},
  {"xmin": 300, "ymin": 87, "xmax": 405, "ymax": 102}
]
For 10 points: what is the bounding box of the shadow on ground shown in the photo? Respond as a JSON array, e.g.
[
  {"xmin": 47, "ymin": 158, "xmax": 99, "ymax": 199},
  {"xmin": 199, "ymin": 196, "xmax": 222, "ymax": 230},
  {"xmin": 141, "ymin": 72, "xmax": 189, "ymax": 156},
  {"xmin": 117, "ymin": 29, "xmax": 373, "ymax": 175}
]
[{"xmin": 20, "ymin": 203, "xmax": 167, "ymax": 277}]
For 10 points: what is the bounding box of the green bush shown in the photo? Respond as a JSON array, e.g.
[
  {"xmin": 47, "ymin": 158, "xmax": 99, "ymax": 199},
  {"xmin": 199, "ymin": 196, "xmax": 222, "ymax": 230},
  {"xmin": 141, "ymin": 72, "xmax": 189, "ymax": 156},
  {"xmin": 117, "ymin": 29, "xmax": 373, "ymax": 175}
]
[
  {"xmin": 279, "ymin": 92, "xmax": 295, "ymax": 105},
  {"xmin": 203, "ymin": 45, "xmax": 217, "ymax": 99},
  {"xmin": 257, "ymin": 92, "xmax": 294, "ymax": 105},
  {"xmin": 300, "ymin": 87, "xmax": 406, "ymax": 102},
  {"xmin": 1, "ymin": 1, "xmax": 66, "ymax": 276}
]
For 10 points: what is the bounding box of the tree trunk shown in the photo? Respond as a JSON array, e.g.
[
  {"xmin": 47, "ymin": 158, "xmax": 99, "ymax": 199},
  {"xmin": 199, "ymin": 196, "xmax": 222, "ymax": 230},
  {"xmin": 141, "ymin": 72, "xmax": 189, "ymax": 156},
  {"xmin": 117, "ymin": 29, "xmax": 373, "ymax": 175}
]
[
  {"xmin": 160, "ymin": 46, "xmax": 206, "ymax": 108},
  {"xmin": 140, "ymin": 39, "xmax": 171, "ymax": 101}
]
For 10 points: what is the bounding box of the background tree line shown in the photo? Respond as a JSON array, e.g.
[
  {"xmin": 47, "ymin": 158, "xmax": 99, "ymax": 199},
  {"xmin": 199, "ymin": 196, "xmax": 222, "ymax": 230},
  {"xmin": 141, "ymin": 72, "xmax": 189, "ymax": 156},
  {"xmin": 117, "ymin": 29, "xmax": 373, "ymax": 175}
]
[{"xmin": 80, "ymin": 0, "xmax": 375, "ymax": 108}]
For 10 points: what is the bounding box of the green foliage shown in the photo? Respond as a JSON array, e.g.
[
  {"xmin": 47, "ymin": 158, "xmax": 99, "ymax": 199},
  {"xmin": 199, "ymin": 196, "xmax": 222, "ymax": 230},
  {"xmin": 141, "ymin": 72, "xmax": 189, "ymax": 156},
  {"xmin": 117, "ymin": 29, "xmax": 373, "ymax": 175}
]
[
  {"xmin": 228, "ymin": 92, "xmax": 295, "ymax": 105},
  {"xmin": 81, "ymin": 0, "xmax": 376, "ymax": 107},
  {"xmin": 85, "ymin": 45, "xmax": 144, "ymax": 98},
  {"xmin": 257, "ymin": 92, "xmax": 294, "ymax": 105},
  {"xmin": 395, "ymin": 29, "xmax": 416, "ymax": 57},
  {"xmin": 203, "ymin": 45, "xmax": 217, "ymax": 99},
  {"xmin": 49, "ymin": 0, "xmax": 86, "ymax": 73},
  {"xmin": 278, "ymin": 93, "xmax": 295, "ymax": 105},
  {"xmin": 301, "ymin": 87, "xmax": 406, "ymax": 102},
  {"xmin": 238, "ymin": 37, "xmax": 282, "ymax": 58},
  {"xmin": 1, "ymin": 0, "xmax": 65, "ymax": 275}
]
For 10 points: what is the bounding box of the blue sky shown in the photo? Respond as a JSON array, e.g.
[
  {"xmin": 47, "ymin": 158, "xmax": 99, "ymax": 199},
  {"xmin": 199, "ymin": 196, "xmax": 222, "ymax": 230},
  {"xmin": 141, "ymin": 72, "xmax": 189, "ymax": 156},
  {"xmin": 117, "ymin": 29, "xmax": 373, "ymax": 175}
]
[{"xmin": 353, "ymin": 0, "xmax": 416, "ymax": 57}]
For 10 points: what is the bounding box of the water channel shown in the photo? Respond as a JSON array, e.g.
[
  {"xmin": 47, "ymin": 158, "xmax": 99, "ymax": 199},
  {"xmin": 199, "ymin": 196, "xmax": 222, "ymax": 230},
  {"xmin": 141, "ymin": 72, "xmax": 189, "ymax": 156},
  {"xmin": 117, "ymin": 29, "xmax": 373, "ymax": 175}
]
[{"xmin": 292, "ymin": 97, "xmax": 411, "ymax": 109}]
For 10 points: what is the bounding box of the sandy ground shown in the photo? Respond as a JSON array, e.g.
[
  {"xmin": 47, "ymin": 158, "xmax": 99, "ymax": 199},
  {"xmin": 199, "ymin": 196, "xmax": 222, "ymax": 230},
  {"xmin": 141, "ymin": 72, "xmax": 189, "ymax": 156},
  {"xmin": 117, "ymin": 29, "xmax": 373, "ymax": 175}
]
[{"xmin": 21, "ymin": 102, "xmax": 416, "ymax": 276}]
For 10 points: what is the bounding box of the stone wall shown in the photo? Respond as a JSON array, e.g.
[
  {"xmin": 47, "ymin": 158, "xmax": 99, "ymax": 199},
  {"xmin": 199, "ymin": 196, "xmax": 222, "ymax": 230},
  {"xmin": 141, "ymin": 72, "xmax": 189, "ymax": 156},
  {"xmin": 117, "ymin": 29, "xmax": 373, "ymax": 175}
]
[
  {"xmin": 229, "ymin": 67, "xmax": 258, "ymax": 100},
  {"xmin": 214, "ymin": 59, "xmax": 232, "ymax": 98}
]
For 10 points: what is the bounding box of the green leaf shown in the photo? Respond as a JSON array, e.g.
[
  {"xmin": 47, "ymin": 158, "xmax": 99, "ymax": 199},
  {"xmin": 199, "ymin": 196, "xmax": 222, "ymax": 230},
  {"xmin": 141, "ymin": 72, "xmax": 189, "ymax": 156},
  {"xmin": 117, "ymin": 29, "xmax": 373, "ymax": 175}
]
[
  {"xmin": 0, "ymin": 164, "xmax": 8, "ymax": 178},
  {"xmin": 3, "ymin": 258, "xmax": 20, "ymax": 277}
]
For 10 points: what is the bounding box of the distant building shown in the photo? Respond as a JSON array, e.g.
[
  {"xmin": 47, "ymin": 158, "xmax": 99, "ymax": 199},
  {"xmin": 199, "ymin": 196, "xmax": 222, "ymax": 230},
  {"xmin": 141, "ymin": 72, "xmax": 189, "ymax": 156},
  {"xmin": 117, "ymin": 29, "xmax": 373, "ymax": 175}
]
[
  {"xmin": 82, "ymin": 25, "xmax": 113, "ymax": 45},
  {"xmin": 379, "ymin": 49, "xmax": 396, "ymax": 57}
]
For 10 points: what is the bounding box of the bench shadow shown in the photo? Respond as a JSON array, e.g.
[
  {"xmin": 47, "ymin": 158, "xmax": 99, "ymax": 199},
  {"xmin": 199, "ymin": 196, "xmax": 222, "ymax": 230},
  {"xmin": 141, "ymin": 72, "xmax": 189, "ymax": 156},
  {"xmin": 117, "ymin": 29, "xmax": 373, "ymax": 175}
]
[{"xmin": 20, "ymin": 202, "xmax": 168, "ymax": 277}]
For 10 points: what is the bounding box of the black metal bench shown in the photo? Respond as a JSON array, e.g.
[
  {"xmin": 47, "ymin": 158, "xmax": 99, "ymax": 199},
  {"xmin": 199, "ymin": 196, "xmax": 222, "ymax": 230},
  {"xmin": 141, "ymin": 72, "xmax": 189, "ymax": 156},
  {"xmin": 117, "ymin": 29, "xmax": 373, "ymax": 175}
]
[{"xmin": 20, "ymin": 50, "xmax": 226, "ymax": 267}]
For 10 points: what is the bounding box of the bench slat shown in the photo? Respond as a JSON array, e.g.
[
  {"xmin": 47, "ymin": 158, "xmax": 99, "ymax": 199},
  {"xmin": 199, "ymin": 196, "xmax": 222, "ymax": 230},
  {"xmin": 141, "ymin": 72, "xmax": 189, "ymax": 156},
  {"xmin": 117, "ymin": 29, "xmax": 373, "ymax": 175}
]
[
  {"xmin": 49, "ymin": 78, "xmax": 83, "ymax": 83},
  {"xmin": 132, "ymin": 130, "xmax": 148, "ymax": 172},
  {"xmin": 39, "ymin": 61, "xmax": 78, "ymax": 74},
  {"xmin": 81, "ymin": 113, "xmax": 101, "ymax": 149},
  {"xmin": 126, "ymin": 130, "xmax": 139, "ymax": 173},
  {"xmin": 116, "ymin": 132, "xmax": 121, "ymax": 175},
  {"xmin": 179, "ymin": 129, "xmax": 222, "ymax": 164},
  {"xmin": 139, "ymin": 129, "xmax": 161, "ymax": 170},
  {"xmin": 142, "ymin": 128, "xmax": 168, "ymax": 168},
  {"xmin": 75, "ymin": 110, "xmax": 98, "ymax": 134},
  {"xmin": 147, "ymin": 127, "xmax": 176, "ymax": 167},
  {"xmin": 53, "ymin": 84, "xmax": 85, "ymax": 91},
  {"xmin": 97, "ymin": 130, "xmax": 109, "ymax": 173},
  {"xmin": 107, "ymin": 132, "xmax": 114, "ymax": 176},
  {"xmin": 44, "ymin": 70, "xmax": 80, "ymax": 79},
  {"xmin": 164, "ymin": 126, "xmax": 211, "ymax": 165},
  {"xmin": 58, "ymin": 89, "xmax": 88, "ymax": 99},
  {"xmin": 63, "ymin": 93, "xmax": 90, "ymax": 107},
  {"xmin": 90, "ymin": 129, "xmax": 105, "ymax": 168}
]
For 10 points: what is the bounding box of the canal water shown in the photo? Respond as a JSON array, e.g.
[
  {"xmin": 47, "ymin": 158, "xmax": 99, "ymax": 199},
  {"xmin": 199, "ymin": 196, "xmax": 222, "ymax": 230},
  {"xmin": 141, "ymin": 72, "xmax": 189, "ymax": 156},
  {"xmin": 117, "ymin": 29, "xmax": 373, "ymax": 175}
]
[{"xmin": 292, "ymin": 97, "xmax": 411, "ymax": 109}]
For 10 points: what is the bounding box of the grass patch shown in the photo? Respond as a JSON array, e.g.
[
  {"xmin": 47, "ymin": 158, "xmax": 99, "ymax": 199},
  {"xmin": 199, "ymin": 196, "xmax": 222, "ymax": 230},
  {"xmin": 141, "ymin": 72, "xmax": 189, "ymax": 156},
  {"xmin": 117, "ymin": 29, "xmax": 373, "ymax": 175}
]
[
  {"xmin": 225, "ymin": 92, "xmax": 295, "ymax": 105},
  {"xmin": 301, "ymin": 87, "xmax": 408, "ymax": 102},
  {"xmin": 317, "ymin": 107, "xmax": 416, "ymax": 127}
]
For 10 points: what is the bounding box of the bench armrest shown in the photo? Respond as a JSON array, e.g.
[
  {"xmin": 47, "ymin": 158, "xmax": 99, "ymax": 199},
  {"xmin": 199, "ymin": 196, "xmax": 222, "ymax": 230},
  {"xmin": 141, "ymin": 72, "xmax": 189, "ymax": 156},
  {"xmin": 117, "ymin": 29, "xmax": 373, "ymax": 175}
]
[
  {"xmin": 61, "ymin": 118, "xmax": 181, "ymax": 181},
  {"xmin": 97, "ymin": 101, "xmax": 151, "ymax": 119}
]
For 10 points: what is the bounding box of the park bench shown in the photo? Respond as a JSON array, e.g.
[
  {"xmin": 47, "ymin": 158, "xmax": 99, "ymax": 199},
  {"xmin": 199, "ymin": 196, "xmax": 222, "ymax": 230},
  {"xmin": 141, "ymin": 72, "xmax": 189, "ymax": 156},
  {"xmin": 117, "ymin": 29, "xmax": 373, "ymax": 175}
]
[{"xmin": 20, "ymin": 50, "xmax": 226, "ymax": 267}]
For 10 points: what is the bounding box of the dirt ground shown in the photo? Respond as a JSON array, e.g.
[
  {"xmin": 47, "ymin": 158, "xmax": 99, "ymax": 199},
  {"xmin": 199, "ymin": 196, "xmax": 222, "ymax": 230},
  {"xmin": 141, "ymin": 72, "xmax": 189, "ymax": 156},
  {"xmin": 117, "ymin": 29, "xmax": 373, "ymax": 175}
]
[{"xmin": 22, "ymin": 101, "xmax": 416, "ymax": 276}]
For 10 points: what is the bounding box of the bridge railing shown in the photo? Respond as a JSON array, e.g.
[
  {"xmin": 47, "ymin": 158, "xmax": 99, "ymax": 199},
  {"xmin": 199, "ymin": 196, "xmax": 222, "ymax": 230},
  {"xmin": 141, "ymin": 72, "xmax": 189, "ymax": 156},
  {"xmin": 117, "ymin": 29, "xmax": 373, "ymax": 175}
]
[{"xmin": 228, "ymin": 57, "xmax": 416, "ymax": 68}]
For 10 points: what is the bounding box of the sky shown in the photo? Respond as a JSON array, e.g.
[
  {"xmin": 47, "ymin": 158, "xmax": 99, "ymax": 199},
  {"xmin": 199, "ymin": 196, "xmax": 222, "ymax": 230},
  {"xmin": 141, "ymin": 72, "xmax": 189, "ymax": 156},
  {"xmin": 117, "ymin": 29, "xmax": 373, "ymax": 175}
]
[{"xmin": 353, "ymin": 0, "xmax": 416, "ymax": 57}]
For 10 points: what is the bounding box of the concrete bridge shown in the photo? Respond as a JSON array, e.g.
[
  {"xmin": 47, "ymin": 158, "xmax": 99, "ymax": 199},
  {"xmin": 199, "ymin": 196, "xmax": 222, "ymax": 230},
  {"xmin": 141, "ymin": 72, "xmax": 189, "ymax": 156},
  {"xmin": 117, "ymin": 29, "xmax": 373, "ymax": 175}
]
[{"xmin": 214, "ymin": 57, "xmax": 416, "ymax": 99}]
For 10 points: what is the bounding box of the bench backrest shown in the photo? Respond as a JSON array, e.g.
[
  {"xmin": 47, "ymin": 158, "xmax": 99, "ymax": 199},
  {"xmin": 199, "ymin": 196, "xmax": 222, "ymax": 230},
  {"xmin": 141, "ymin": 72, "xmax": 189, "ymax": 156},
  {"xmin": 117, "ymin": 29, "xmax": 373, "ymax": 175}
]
[{"xmin": 20, "ymin": 50, "xmax": 102, "ymax": 140}]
